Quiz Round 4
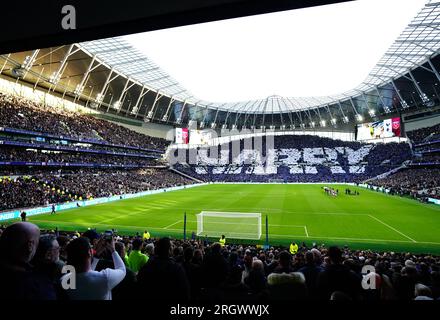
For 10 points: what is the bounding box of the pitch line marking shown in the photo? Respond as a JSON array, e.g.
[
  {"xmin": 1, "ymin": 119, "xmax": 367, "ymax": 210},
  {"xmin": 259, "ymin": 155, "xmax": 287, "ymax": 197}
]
[
  {"xmin": 268, "ymin": 234, "xmax": 415, "ymax": 244},
  {"xmin": 163, "ymin": 220, "xmax": 182, "ymax": 229},
  {"xmin": 367, "ymin": 215, "xmax": 417, "ymax": 243},
  {"xmin": 304, "ymin": 226, "xmax": 309, "ymax": 237},
  {"xmin": 29, "ymin": 219, "xmax": 440, "ymax": 245}
]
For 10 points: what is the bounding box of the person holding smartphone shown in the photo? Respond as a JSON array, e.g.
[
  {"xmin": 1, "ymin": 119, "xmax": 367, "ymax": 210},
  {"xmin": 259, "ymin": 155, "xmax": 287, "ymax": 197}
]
[{"xmin": 61, "ymin": 235, "xmax": 126, "ymax": 300}]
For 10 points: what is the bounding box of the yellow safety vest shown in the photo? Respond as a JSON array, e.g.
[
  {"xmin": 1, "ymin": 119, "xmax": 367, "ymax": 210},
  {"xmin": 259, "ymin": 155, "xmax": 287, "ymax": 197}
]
[
  {"xmin": 290, "ymin": 243, "xmax": 298, "ymax": 255},
  {"xmin": 219, "ymin": 237, "xmax": 226, "ymax": 247}
]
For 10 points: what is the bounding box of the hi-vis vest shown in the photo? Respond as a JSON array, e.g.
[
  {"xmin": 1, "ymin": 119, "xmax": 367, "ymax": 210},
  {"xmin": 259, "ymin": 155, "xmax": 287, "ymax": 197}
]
[
  {"xmin": 290, "ymin": 243, "xmax": 298, "ymax": 255},
  {"xmin": 219, "ymin": 237, "xmax": 226, "ymax": 247}
]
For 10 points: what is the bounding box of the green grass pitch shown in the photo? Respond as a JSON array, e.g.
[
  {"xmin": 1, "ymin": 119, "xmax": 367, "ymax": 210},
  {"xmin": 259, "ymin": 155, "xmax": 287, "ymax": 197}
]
[{"xmin": 17, "ymin": 184, "xmax": 440, "ymax": 254}]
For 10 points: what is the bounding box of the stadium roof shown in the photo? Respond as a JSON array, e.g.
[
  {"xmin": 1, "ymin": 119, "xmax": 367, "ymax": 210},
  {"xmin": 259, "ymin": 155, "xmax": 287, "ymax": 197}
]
[
  {"xmin": 1, "ymin": 0, "xmax": 440, "ymax": 131},
  {"xmin": 77, "ymin": 0, "xmax": 440, "ymax": 113},
  {"xmin": 80, "ymin": 38, "xmax": 194, "ymax": 102}
]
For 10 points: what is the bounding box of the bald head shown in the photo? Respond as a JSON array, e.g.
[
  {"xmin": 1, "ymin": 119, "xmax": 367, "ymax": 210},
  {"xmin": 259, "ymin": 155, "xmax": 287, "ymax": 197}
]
[{"xmin": 0, "ymin": 222, "xmax": 40, "ymax": 264}]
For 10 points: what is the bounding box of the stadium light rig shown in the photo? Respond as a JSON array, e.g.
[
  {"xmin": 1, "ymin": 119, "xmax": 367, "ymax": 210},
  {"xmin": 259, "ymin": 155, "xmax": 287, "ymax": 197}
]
[
  {"xmin": 48, "ymin": 72, "xmax": 61, "ymax": 85},
  {"xmin": 74, "ymin": 84, "xmax": 84, "ymax": 96},
  {"xmin": 211, "ymin": 123, "xmax": 217, "ymax": 129},
  {"xmin": 130, "ymin": 106, "xmax": 139, "ymax": 115},
  {"xmin": 420, "ymin": 92, "xmax": 430, "ymax": 104},
  {"xmin": 342, "ymin": 116, "xmax": 349, "ymax": 123},
  {"xmin": 113, "ymin": 100, "xmax": 121, "ymax": 110},
  {"xmin": 330, "ymin": 118, "xmax": 337, "ymax": 125},
  {"xmin": 356, "ymin": 114, "xmax": 363, "ymax": 122},
  {"xmin": 310, "ymin": 121, "xmax": 316, "ymax": 128},
  {"xmin": 401, "ymin": 100, "xmax": 409, "ymax": 109},
  {"xmin": 368, "ymin": 109, "xmax": 376, "ymax": 117},
  {"xmin": 320, "ymin": 120, "xmax": 326, "ymax": 127},
  {"xmin": 21, "ymin": 56, "xmax": 33, "ymax": 71},
  {"xmin": 96, "ymin": 93, "xmax": 104, "ymax": 102}
]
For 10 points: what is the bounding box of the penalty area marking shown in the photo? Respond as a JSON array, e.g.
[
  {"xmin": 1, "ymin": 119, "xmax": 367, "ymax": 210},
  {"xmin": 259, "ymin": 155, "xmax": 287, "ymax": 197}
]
[
  {"xmin": 304, "ymin": 226, "xmax": 309, "ymax": 237},
  {"xmin": 367, "ymin": 214, "xmax": 417, "ymax": 243},
  {"xmin": 163, "ymin": 220, "xmax": 182, "ymax": 229}
]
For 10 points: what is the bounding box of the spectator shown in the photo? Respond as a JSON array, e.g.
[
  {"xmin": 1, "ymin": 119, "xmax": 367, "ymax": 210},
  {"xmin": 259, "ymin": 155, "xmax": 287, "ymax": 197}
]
[
  {"xmin": 202, "ymin": 243, "xmax": 229, "ymax": 289},
  {"xmin": 32, "ymin": 234, "xmax": 64, "ymax": 284},
  {"xmin": 273, "ymin": 251, "xmax": 294, "ymax": 274},
  {"xmin": 298, "ymin": 250, "xmax": 324, "ymax": 299},
  {"xmin": 61, "ymin": 236, "xmax": 126, "ymax": 300},
  {"xmin": 112, "ymin": 241, "xmax": 137, "ymax": 300},
  {"xmin": 244, "ymin": 259, "xmax": 267, "ymax": 297},
  {"xmin": 414, "ymin": 283, "xmax": 434, "ymax": 300},
  {"xmin": 128, "ymin": 238, "xmax": 148, "ymax": 273},
  {"xmin": 267, "ymin": 272, "xmax": 307, "ymax": 300},
  {"xmin": 137, "ymin": 237, "xmax": 190, "ymax": 300},
  {"xmin": 316, "ymin": 246, "xmax": 361, "ymax": 300},
  {"xmin": 0, "ymin": 222, "xmax": 56, "ymax": 299}
]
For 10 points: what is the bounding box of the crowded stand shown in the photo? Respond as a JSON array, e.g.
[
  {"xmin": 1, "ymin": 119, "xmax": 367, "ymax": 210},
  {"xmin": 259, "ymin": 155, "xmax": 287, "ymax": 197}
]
[
  {"xmin": 0, "ymin": 92, "xmax": 169, "ymax": 150},
  {"xmin": 412, "ymin": 153, "xmax": 440, "ymax": 164},
  {"xmin": 407, "ymin": 123, "xmax": 440, "ymax": 145},
  {"xmin": 370, "ymin": 168, "xmax": 440, "ymax": 200},
  {"xmin": 0, "ymin": 135, "xmax": 159, "ymax": 156},
  {"xmin": 0, "ymin": 168, "xmax": 194, "ymax": 211},
  {"xmin": 363, "ymin": 123, "xmax": 440, "ymax": 201},
  {"xmin": 0, "ymin": 148, "xmax": 157, "ymax": 167},
  {"xmin": 0, "ymin": 223, "xmax": 439, "ymax": 301},
  {"xmin": 172, "ymin": 135, "xmax": 412, "ymax": 183}
]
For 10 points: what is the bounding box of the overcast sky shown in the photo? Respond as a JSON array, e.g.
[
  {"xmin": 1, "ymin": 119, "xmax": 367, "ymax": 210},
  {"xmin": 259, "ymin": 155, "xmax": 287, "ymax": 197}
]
[{"xmin": 124, "ymin": 0, "xmax": 426, "ymax": 103}]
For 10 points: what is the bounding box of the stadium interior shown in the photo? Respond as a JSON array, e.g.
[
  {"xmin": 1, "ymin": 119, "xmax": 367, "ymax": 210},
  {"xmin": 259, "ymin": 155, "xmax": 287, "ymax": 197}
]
[{"xmin": 1, "ymin": 0, "xmax": 440, "ymax": 303}]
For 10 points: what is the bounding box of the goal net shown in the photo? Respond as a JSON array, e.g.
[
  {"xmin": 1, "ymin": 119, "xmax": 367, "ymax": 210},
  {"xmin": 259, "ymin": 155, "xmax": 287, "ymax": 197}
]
[{"xmin": 196, "ymin": 211, "xmax": 262, "ymax": 240}]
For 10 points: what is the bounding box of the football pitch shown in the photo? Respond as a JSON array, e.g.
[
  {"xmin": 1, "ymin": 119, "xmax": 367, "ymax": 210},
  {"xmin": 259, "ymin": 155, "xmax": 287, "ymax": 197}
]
[{"xmin": 20, "ymin": 183, "xmax": 440, "ymax": 254}]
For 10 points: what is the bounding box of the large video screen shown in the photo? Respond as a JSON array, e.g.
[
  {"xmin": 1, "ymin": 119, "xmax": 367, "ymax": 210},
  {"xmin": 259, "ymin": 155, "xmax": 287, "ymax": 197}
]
[
  {"xmin": 189, "ymin": 129, "xmax": 212, "ymax": 145},
  {"xmin": 356, "ymin": 117, "xmax": 401, "ymax": 141}
]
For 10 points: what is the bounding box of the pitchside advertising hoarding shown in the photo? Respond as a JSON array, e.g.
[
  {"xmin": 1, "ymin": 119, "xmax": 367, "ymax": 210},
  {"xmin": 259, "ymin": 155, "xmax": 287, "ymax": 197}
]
[
  {"xmin": 356, "ymin": 117, "xmax": 401, "ymax": 141},
  {"xmin": 175, "ymin": 128, "xmax": 189, "ymax": 144}
]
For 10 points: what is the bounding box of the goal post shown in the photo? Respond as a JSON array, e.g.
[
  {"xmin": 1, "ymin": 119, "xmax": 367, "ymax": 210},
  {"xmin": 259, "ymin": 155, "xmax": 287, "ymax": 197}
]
[{"xmin": 196, "ymin": 211, "xmax": 262, "ymax": 240}]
